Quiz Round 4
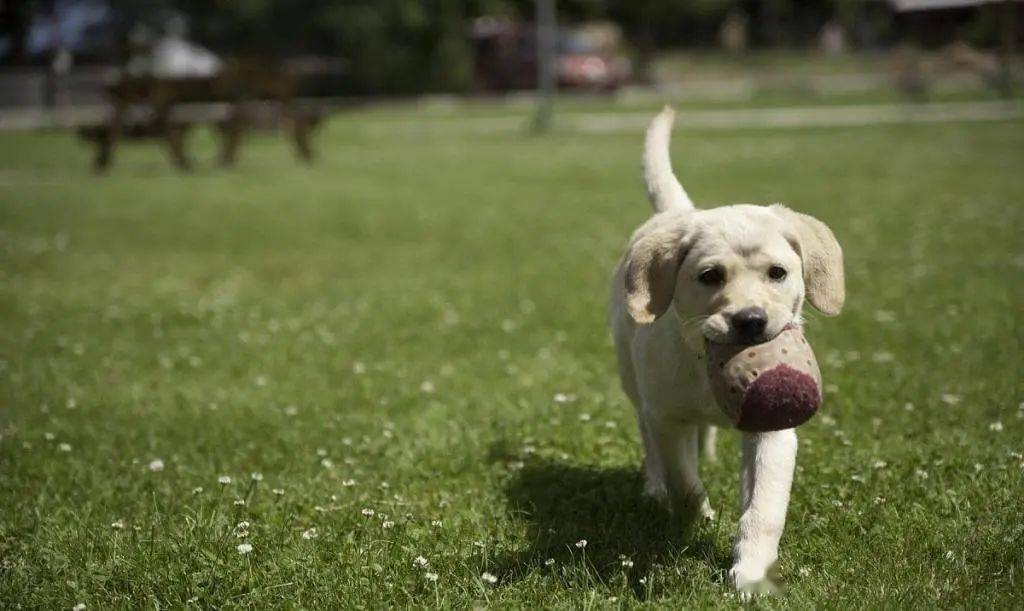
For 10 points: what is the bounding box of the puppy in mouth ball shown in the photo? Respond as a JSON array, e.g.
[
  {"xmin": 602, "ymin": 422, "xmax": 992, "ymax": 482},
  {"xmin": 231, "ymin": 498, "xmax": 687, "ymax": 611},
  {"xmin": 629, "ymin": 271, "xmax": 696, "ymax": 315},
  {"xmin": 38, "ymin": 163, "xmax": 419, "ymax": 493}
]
[{"xmin": 609, "ymin": 107, "xmax": 845, "ymax": 595}]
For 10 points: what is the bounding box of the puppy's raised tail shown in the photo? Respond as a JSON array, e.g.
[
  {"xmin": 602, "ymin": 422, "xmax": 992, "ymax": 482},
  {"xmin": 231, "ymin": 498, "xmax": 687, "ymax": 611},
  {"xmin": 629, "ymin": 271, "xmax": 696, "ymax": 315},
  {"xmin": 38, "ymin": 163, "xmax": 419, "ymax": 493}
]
[{"xmin": 643, "ymin": 106, "xmax": 694, "ymax": 213}]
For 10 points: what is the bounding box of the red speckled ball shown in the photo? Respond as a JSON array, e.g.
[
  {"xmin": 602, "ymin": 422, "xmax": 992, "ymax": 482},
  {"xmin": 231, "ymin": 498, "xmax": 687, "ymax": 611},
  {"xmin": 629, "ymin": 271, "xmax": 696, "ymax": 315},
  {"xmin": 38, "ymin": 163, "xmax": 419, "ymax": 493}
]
[{"xmin": 707, "ymin": 326, "xmax": 823, "ymax": 432}]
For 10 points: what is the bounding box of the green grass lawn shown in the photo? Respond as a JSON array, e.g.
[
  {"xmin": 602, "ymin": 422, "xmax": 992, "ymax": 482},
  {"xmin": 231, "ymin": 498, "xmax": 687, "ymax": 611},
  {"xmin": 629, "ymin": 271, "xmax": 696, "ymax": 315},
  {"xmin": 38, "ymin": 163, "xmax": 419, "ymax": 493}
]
[{"xmin": 1, "ymin": 107, "xmax": 1022, "ymax": 608}]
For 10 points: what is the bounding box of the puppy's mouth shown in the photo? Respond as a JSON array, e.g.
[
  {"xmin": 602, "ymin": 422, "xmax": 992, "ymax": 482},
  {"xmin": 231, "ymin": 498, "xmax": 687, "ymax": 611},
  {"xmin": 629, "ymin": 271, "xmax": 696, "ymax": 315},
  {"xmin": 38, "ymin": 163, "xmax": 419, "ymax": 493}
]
[{"xmin": 701, "ymin": 320, "xmax": 795, "ymax": 347}]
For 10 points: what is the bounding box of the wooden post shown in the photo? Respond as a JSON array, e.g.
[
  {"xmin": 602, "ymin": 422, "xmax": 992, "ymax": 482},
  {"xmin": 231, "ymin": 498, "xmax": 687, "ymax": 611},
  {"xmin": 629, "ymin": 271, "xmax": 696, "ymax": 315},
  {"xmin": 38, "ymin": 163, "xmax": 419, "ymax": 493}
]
[
  {"xmin": 998, "ymin": 0, "xmax": 1015, "ymax": 97},
  {"xmin": 533, "ymin": 0, "xmax": 556, "ymax": 133}
]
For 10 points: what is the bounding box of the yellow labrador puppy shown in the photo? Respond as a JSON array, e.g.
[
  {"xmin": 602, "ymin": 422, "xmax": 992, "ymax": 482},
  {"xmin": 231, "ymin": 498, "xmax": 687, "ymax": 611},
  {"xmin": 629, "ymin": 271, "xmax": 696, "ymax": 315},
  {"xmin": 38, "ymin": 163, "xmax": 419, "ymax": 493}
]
[{"xmin": 610, "ymin": 108, "xmax": 844, "ymax": 594}]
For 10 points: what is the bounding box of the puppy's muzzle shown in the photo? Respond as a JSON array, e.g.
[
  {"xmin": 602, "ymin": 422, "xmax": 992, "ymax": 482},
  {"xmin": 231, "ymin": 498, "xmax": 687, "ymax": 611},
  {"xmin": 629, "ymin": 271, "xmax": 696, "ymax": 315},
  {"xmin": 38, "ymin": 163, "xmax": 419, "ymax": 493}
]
[{"xmin": 732, "ymin": 307, "xmax": 768, "ymax": 344}]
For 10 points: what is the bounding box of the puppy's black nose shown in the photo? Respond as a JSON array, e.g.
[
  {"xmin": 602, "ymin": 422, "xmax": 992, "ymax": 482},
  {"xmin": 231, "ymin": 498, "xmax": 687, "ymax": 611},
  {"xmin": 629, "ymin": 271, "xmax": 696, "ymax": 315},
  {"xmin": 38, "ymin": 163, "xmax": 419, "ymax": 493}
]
[{"xmin": 733, "ymin": 307, "xmax": 768, "ymax": 341}]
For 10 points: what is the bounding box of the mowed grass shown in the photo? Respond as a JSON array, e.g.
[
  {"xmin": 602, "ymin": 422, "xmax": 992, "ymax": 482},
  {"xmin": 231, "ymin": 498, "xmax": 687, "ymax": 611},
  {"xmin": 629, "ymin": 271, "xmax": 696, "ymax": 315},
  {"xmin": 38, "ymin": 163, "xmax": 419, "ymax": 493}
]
[{"xmin": 1, "ymin": 107, "xmax": 1022, "ymax": 608}]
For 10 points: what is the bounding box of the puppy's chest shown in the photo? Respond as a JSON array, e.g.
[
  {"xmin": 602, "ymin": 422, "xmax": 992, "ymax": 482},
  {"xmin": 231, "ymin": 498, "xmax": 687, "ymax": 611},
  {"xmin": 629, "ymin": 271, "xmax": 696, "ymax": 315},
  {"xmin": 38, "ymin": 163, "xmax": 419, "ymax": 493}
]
[{"xmin": 643, "ymin": 348, "xmax": 727, "ymax": 424}]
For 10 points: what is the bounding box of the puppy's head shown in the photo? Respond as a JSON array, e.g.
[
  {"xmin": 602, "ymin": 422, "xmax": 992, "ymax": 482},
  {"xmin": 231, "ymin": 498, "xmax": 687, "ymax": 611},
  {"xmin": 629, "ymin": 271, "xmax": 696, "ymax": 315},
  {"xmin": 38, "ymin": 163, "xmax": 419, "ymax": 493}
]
[{"xmin": 624, "ymin": 204, "xmax": 844, "ymax": 347}]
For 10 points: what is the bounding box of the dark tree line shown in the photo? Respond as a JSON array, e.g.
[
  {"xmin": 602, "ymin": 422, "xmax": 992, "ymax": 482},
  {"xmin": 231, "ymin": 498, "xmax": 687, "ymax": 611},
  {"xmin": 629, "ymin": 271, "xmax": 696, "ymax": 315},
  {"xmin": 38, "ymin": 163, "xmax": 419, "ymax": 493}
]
[{"xmin": 2, "ymin": 1, "xmax": 1016, "ymax": 94}]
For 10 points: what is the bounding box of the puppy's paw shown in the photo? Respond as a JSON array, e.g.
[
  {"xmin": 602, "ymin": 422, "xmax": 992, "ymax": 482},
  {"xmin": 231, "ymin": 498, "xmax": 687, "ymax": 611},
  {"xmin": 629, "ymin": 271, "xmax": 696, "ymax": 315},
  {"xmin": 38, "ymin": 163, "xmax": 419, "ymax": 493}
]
[{"xmin": 729, "ymin": 560, "xmax": 780, "ymax": 598}]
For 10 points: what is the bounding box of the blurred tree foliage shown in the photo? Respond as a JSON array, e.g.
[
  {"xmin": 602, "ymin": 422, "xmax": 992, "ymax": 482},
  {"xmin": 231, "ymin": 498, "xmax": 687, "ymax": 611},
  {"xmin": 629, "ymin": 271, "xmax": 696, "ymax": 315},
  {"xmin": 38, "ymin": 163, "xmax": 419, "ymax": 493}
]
[
  {"xmin": 4, "ymin": 1, "xmax": 1004, "ymax": 92},
  {"xmin": 166, "ymin": 0, "xmax": 879, "ymax": 93}
]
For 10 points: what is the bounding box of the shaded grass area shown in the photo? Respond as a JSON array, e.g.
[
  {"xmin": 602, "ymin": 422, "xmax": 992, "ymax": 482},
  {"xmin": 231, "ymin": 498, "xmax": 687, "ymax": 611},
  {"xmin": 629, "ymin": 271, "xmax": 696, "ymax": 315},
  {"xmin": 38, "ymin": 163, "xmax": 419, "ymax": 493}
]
[{"xmin": 0, "ymin": 109, "xmax": 1022, "ymax": 608}]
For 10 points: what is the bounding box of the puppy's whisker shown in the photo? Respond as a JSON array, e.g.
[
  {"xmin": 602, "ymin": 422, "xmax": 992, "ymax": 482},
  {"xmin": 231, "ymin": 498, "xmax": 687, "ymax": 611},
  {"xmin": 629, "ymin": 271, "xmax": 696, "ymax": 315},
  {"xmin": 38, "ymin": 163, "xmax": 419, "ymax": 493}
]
[{"xmin": 678, "ymin": 314, "xmax": 708, "ymax": 329}]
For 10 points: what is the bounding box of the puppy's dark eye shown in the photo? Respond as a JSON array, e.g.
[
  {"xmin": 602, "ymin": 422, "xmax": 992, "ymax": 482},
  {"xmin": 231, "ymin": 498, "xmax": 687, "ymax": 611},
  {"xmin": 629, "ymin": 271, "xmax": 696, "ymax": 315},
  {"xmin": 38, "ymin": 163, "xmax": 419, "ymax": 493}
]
[
  {"xmin": 697, "ymin": 267, "xmax": 725, "ymax": 286},
  {"xmin": 768, "ymin": 265, "xmax": 787, "ymax": 281}
]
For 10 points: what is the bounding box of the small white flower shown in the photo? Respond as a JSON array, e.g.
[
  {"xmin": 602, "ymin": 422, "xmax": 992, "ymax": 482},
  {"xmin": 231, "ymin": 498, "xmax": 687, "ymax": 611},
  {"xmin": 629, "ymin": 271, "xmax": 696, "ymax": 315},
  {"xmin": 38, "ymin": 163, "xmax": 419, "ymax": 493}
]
[
  {"xmin": 320, "ymin": 458, "xmax": 334, "ymax": 469},
  {"xmin": 272, "ymin": 488, "xmax": 284, "ymax": 496},
  {"xmin": 871, "ymin": 351, "xmax": 894, "ymax": 364},
  {"xmin": 989, "ymin": 421, "xmax": 1004, "ymax": 432},
  {"xmin": 874, "ymin": 496, "xmax": 886, "ymax": 505},
  {"xmin": 192, "ymin": 486, "xmax": 203, "ymax": 495},
  {"xmin": 851, "ymin": 475, "xmax": 864, "ymax": 483},
  {"xmin": 578, "ymin": 413, "xmax": 591, "ymax": 422},
  {"xmin": 236, "ymin": 542, "xmax": 253, "ymax": 555},
  {"xmin": 945, "ymin": 550, "xmax": 955, "ymax": 560},
  {"xmin": 904, "ymin": 402, "xmax": 915, "ymax": 411},
  {"xmin": 148, "ymin": 459, "xmax": 165, "ymax": 472},
  {"xmin": 382, "ymin": 520, "xmax": 395, "ymax": 529},
  {"xmin": 940, "ymin": 393, "xmax": 961, "ymax": 406},
  {"xmin": 574, "ymin": 539, "xmax": 587, "ymax": 549},
  {"xmin": 73, "ymin": 604, "xmax": 86, "ymax": 611},
  {"xmin": 233, "ymin": 498, "xmax": 246, "ymax": 506},
  {"xmin": 431, "ymin": 520, "xmax": 443, "ymax": 528},
  {"xmin": 218, "ymin": 475, "xmax": 232, "ymax": 485},
  {"xmin": 413, "ymin": 556, "xmax": 429, "ymax": 568},
  {"xmin": 798, "ymin": 566, "xmax": 811, "ymax": 577},
  {"xmin": 420, "ymin": 380, "xmax": 436, "ymax": 393},
  {"xmin": 250, "ymin": 472, "xmax": 263, "ymax": 482},
  {"xmin": 544, "ymin": 558, "xmax": 555, "ymax": 566},
  {"xmin": 44, "ymin": 432, "xmax": 55, "ymax": 441},
  {"xmin": 352, "ymin": 361, "xmax": 366, "ymax": 375},
  {"xmin": 284, "ymin": 405, "xmax": 299, "ymax": 417},
  {"xmin": 58, "ymin": 443, "xmax": 72, "ymax": 452},
  {"xmin": 361, "ymin": 508, "xmax": 375, "ymax": 517},
  {"xmin": 342, "ymin": 479, "xmax": 356, "ymax": 487},
  {"xmin": 481, "ymin": 572, "xmax": 498, "ymax": 584},
  {"xmin": 316, "ymin": 448, "xmax": 328, "ymax": 457},
  {"xmin": 254, "ymin": 375, "xmax": 267, "ymax": 387},
  {"xmin": 302, "ymin": 528, "xmax": 318, "ymax": 540},
  {"xmin": 872, "ymin": 460, "xmax": 888, "ymax": 470},
  {"xmin": 915, "ymin": 468, "xmax": 929, "ymax": 479},
  {"xmin": 621, "ymin": 559, "xmax": 634, "ymax": 568},
  {"xmin": 111, "ymin": 520, "xmax": 125, "ymax": 529},
  {"xmin": 424, "ymin": 572, "xmax": 439, "ymax": 582},
  {"xmin": 314, "ymin": 505, "xmax": 326, "ymax": 513},
  {"xmin": 553, "ymin": 392, "xmax": 574, "ymax": 404}
]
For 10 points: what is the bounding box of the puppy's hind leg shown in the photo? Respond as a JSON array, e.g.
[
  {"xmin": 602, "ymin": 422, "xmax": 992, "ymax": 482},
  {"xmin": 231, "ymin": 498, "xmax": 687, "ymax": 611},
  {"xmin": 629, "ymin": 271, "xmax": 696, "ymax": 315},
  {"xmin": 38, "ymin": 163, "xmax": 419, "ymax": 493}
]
[{"xmin": 699, "ymin": 425, "xmax": 718, "ymax": 463}]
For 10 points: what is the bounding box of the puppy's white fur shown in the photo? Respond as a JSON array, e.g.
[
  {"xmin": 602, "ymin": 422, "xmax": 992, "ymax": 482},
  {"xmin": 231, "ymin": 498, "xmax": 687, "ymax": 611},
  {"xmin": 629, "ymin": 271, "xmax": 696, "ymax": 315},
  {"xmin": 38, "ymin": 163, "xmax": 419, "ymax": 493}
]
[{"xmin": 610, "ymin": 107, "xmax": 844, "ymax": 594}]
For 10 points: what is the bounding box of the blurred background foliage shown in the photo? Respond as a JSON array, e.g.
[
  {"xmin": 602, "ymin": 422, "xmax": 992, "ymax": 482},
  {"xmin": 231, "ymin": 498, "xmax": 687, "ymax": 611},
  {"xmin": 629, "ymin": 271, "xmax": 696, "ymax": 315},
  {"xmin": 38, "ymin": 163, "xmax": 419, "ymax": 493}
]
[{"xmin": 1, "ymin": 0, "xmax": 1015, "ymax": 94}]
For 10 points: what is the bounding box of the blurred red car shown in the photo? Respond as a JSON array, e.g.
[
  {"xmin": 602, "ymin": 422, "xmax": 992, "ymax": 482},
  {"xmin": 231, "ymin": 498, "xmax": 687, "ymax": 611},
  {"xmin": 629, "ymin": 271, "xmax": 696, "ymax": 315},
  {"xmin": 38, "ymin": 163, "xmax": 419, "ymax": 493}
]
[{"xmin": 471, "ymin": 17, "xmax": 631, "ymax": 93}]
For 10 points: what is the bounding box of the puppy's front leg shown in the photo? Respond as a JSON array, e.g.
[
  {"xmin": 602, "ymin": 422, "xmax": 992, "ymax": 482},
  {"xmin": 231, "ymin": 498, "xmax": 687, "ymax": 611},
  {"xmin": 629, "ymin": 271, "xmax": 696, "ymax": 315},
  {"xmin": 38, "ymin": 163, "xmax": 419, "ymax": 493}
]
[
  {"xmin": 650, "ymin": 422, "xmax": 714, "ymax": 520},
  {"xmin": 730, "ymin": 429, "xmax": 797, "ymax": 594}
]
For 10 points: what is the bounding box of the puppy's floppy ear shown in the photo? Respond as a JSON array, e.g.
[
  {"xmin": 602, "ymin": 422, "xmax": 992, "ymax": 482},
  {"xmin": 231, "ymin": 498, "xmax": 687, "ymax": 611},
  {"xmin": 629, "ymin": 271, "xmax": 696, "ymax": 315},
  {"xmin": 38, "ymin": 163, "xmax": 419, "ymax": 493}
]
[
  {"xmin": 624, "ymin": 215, "xmax": 693, "ymax": 324},
  {"xmin": 771, "ymin": 204, "xmax": 845, "ymax": 316}
]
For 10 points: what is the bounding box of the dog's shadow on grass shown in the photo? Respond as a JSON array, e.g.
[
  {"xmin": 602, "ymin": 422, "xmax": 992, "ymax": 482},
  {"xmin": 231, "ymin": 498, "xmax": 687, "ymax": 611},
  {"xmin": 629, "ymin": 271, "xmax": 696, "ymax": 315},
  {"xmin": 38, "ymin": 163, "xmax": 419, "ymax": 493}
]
[{"xmin": 491, "ymin": 454, "xmax": 730, "ymax": 599}]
